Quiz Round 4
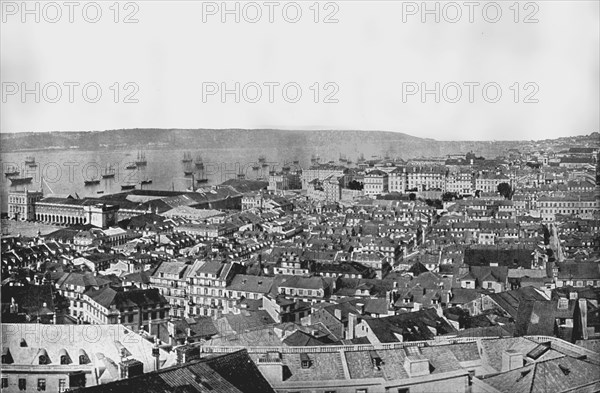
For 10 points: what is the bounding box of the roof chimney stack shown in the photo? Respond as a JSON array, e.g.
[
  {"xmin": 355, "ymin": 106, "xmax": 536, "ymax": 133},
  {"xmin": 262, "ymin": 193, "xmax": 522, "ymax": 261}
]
[{"xmin": 501, "ymin": 350, "xmax": 523, "ymax": 372}]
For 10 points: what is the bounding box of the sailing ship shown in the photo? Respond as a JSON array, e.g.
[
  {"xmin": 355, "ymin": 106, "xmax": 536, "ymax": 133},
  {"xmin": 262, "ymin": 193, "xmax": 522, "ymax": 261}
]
[
  {"xmin": 126, "ymin": 163, "xmax": 137, "ymax": 170},
  {"xmin": 193, "ymin": 161, "xmax": 208, "ymax": 183},
  {"xmin": 141, "ymin": 177, "xmax": 153, "ymax": 185},
  {"xmin": 293, "ymin": 160, "xmax": 299, "ymax": 165},
  {"xmin": 101, "ymin": 164, "xmax": 115, "ymax": 178},
  {"xmin": 182, "ymin": 152, "xmax": 193, "ymax": 163},
  {"xmin": 121, "ymin": 184, "xmax": 136, "ymax": 190},
  {"xmin": 252, "ymin": 164, "xmax": 260, "ymax": 171},
  {"xmin": 24, "ymin": 156, "xmax": 36, "ymax": 166},
  {"xmin": 97, "ymin": 190, "xmax": 105, "ymax": 194},
  {"xmin": 84, "ymin": 178, "xmax": 101, "ymax": 186},
  {"xmin": 135, "ymin": 151, "xmax": 147, "ymax": 166},
  {"xmin": 260, "ymin": 155, "xmax": 269, "ymax": 168},
  {"xmin": 195, "ymin": 154, "xmax": 205, "ymax": 169},
  {"xmin": 5, "ymin": 167, "xmax": 19, "ymax": 177},
  {"xmin": 9, "ymin": 176, "xmax": 33, "ymax": 185}
]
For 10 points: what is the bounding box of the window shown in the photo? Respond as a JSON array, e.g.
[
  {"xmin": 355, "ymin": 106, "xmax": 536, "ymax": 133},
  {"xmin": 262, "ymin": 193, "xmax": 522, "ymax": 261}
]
[
  {"xmin": 39, "ymin": 355, "xmax": 48, "ymax": 365},
  {"xmin": 38, "ymin": 378, "xmax": 46, "ymax": 391},
  {"xmin": 398, "ymin": 389, "xmax": 410, "ymax": 393},
  {"xmin": 1, "ymin": 378, "xmax": 7, "ymax": 388},
  {"xmin": 60, "ymin": 355, "xmax": 68, "ymax": 364},
  {"xmin": 19, "ymin": 378, "xmax": 26, "ymax": 391},
  {"xmin": 58, "ymin": 379, "xmax": 67, "ymax": 392}
]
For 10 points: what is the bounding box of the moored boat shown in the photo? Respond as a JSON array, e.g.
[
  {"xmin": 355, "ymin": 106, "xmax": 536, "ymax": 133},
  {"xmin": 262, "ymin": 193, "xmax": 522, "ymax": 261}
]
[
  {"xmin": 135, "ymin": 151, "xmax": 147, "ymax": 166},
  {"xmin": 9, "ymin": 176, "xmax": 33, "ymax": 185},
  {"xmin": 102, "ymin": 165, "xmax": 115, "ymax": 178},
  {"xmin": 195, "ymin": 154, "xmax": 205, "ymax": 169}
]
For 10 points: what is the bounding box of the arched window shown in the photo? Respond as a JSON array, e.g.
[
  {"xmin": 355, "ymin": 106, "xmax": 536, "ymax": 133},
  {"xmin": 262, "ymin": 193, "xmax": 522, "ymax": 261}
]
[
  {"xmin": 60, "ymin": 355, "xmax": 68, "ymax": 365},
  {"xmin": 39, "ymin": 355, "xmax": 48, "ymax": 365},
  {"xmin": 79, "ymin": 355, "xmax": 87, "ymax": 364}
]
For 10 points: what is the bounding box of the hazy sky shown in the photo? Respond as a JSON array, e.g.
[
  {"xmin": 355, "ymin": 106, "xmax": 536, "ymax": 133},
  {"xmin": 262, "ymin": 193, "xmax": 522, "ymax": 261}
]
[{"xmin": 1, "ymin": 0, "xmax": 598, "ymax": 140}]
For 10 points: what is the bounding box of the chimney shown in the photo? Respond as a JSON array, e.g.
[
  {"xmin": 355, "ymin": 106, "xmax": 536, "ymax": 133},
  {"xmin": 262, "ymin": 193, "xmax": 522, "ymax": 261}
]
[
  {"xmin": 356, "ymin": 303, "xmax": 365, "ymax": 315},
  {"xmin": 403, "ymin": 356, "xmax": 430, "ymax": 377},
  {"xmin": 334, "ymin": 308, "xmax": 342, "ymax": 320},
  {"xmin": 118, "ymin": 359, "xmax": 144, "ymax": 380},
  {"xmin": 347, "ymin": 312, "xmax": 358, "ymax": 339},
  {"xmin": 501, "ymin": 350, "xmax": 523, "ymax": 372},
  {"xmin": 175, "ymin": 345, "xmax": 200, "ymax": 365},
  {"xmin": 578, "ymin": 298, "xmax": 588, "ymax": 340},
  {"xmin": 152, "ymin": 342, "xmax": 160, "ymax": 371}
]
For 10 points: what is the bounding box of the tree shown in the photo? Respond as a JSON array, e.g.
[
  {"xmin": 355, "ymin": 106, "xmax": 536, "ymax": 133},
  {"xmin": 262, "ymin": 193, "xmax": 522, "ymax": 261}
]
[
  {"xmin": 347, "ymin": 180, "xmax": 364, "ymax": 190},
  {"xmin": 497, "ymin": 182, "xmax": 512, "ymax": 199},
  {"xmin": 442, "ymin": 192, "xmax": 459, "ymax": 202},
  {"xmin": 409, "ymin": 193, "xmax": 416, "ymax": 201}
]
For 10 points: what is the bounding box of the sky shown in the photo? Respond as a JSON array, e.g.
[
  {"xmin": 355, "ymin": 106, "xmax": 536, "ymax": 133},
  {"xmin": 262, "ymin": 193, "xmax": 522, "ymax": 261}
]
[{"xmin": 1, "ymin": 0, "xmax": 598, "ymax": 140}]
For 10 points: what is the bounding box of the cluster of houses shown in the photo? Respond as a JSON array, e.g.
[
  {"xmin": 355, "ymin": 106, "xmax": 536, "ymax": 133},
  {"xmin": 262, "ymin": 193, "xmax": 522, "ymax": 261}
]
[{"xmin": 1, "ymin": 138, "xmax": 599, "ymax": 392}]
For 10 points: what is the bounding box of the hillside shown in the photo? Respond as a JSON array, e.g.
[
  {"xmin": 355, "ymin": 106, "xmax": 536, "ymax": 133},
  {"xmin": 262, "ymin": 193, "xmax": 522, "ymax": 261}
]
[{"xmin": 0, "ymin": 128, "xmax": 587, "ymax": 159}]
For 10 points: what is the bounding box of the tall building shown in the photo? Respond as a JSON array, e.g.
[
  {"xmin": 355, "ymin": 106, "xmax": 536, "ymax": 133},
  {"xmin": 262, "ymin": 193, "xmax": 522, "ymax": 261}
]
[
  {"xmin": 301, "ymin": 165, "xmax": 347, "ymax": 189},
  {"xmin": 268, "ymin": 170, "xmax": 301, "ymax": 191},
  {"xmin": 364, "ymin": 169, "xmax": 389, "ymax": 195},
  {"xmin": 7, "ymin": 190, "xmax": 43, "ymax": 221}
]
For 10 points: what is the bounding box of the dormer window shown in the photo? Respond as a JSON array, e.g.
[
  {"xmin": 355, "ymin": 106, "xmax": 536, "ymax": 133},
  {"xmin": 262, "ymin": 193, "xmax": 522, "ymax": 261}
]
[
  {"xmin": 558, "ymin": 297, "xmax": 569, "ymax": 310},
  {"xmin": 369, "ymin": 350, "xmax": 383, "ymax": 370},
  {"xmin": 300, "ymin": 353, "xmax": 311, "ymax": 369},
  {"xmin": 39, "ymin": 355, "xmax": 48, "ymax": 365}
]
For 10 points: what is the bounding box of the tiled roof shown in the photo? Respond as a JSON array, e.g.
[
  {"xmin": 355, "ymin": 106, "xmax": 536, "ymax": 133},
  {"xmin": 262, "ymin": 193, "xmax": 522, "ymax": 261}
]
[
  {"xmin": 479, "ymin": 355, "xmax": 600, "ymax": 393},
  {"xmin": 228, "ymin": 275, "xmax": 274, "ymax": 293},
  {"xmin": 78, "ymin": 349, "xmax": 274, "ymax": 393},
  {"xmin": 153, "ymin": 261, "xmax": 188, "ymax": 276},
  {"xmin": 479, "ymin": 337, "xmax": 564, "ymax": 373}
]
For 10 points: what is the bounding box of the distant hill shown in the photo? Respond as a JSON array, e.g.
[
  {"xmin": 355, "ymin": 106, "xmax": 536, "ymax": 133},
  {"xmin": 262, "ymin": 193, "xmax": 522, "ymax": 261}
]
[{"xmin": 0, "ymin": 128, "xmax": 564, "ymax": 158}]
